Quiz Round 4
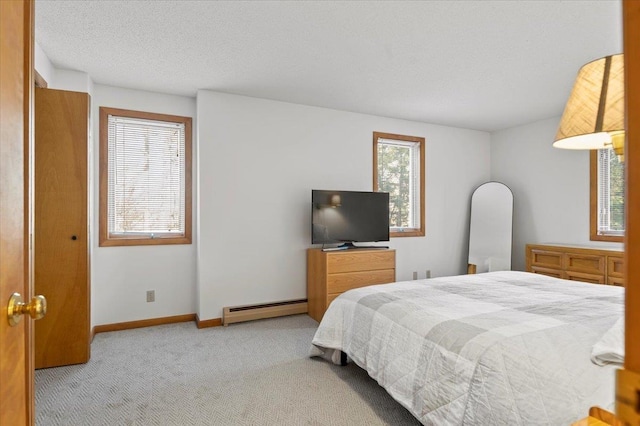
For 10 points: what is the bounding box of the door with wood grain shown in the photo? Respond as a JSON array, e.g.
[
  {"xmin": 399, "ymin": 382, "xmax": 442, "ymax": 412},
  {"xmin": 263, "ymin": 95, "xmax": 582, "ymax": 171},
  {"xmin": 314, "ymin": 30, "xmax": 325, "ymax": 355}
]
[
  {"xmin": 0, "ymin": 0, "xmax": 34, "ymax": 424},
  {"xmin": 34, "ymin": 87, "xmax": 90, "ymax": 368},
  {"xmin": 618, "ymin": 1, "xmax": 640, "ymax": 423}
]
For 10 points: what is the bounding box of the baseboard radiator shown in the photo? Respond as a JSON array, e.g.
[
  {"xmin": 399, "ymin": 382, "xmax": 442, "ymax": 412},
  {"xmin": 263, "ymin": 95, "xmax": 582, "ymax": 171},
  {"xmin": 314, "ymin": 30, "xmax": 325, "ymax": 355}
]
[{"xmin": 222, "ymin": 299, "xmax": 308, "ymax": 326}]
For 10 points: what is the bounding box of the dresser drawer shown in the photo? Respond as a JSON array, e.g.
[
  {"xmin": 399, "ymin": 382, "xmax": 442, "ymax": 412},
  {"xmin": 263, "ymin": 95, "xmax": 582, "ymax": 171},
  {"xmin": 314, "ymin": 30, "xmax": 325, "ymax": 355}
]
[
  {"xmin": 530, "ymin": 266, "xmax": 563, "ymax": 279},
  {"xmin": 564, "ymin": 253, "xmax": 605, "ymax": 275},
  {"xmin": 327, "ymin": 250, "xmax": 395, "ymax": 273},
  {"xmin": 530, "ymin": 249, "xmax": 563, "ymax": 269},
  {"xmin": 608, "ymin": 256, "xmax": 624, "ymax": 278},
  {"xmin": 608, "ymin": 276, "xmax": 624, "ymax": 287},
  {"xmin": 565, "ymin": 270, "xmax": 605, "ymax": 284},
  {"xmin": 327, "ymin": 269, "xmax": 395, "ymax": 294}
]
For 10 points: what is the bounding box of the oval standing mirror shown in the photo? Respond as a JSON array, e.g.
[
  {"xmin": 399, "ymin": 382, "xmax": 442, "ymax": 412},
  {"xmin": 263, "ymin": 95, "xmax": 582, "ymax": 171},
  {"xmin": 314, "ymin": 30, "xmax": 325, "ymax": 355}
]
[{"xmin": 467, "ymin": 182, "xmax": 513, "ymax": 274}]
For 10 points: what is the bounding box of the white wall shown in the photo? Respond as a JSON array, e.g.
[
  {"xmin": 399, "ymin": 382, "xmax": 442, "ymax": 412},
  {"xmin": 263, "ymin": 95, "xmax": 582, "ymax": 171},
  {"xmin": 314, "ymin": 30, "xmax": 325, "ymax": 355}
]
[
  {"xmin": 91, "ymin": 85, "xmax": 197, "ymax": 325},
  {"xmin": 34, "ymin": 44, "xmax": 94, "ymax": 96},
  {"xmin": 52, "ymin": 69, "xmax": 94, "ymax": 96},
  {"xmin": 197, "ymin": 91, "xmax": 491, "ymax": 320},
  {"xmin": 490, "ymin": 116, "xmax": 623, "ymax": 271},
  {"xmin": 34, "ymin": 42, "xmax": 54, "ymax": 85},
  {"xmin": 35, "ymin": 51, "xmax": 489, "ymax": 325}
]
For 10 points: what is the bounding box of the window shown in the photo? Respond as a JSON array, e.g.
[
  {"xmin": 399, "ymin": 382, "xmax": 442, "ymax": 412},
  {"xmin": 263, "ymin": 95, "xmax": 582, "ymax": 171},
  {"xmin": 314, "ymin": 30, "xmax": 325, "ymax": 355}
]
[
  {"xmin": 99, "ymin": 107, "xmax": 192, "ymax": 246},
  {"xmin": 373, "ymin": 131, "xmax": 425, "ymax": 237},
  {"xmin": 591, "ymin": 148, "xmax": 624, "ymax": 242}
]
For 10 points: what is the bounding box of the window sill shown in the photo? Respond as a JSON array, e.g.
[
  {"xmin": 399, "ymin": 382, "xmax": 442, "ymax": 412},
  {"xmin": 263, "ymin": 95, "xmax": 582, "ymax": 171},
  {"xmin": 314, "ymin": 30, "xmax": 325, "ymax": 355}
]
[
  {"xmin": 590, "ymin": 233, "xmax": 624, "ymax": 243},
  {"xmin": 390, "ymin": 229, "xmax": 425, "ymax": 238},
  {"xmin": 99, "ymin": 235, "xmax": 192, "ymax": 247}
]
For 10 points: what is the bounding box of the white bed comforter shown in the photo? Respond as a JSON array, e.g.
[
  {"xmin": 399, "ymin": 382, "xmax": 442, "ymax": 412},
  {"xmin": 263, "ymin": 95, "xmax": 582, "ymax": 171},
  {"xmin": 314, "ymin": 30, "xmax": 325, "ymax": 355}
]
[{"xmin": 310, "ymin": 271, "xmax": 623, "ymax": 425}]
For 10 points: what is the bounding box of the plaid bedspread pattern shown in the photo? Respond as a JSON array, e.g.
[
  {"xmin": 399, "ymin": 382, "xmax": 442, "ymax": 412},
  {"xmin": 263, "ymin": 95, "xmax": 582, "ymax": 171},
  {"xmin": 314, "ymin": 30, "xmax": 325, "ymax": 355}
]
[{"xmin": 311, "ymin": 271, "xmax": 623, "ymax": 425}]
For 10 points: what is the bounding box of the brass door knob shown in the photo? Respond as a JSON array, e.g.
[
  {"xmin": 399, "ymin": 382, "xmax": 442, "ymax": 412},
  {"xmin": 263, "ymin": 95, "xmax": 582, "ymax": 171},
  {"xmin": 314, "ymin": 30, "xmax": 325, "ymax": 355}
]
[{"xmin": 7, "ymin": 293, "xmax": 47, "ymax": 326}]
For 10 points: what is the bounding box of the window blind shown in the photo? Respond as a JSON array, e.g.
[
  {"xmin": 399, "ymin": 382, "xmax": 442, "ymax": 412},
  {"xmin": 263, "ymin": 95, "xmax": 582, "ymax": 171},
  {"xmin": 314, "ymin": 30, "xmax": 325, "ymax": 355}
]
[
  {"xmin": 107, "ymin": 114, "xmax": 186, "ymax": 236},
  {"xmin": 597, "ymin": 148, "xmax": 625, "ymax": 235}
]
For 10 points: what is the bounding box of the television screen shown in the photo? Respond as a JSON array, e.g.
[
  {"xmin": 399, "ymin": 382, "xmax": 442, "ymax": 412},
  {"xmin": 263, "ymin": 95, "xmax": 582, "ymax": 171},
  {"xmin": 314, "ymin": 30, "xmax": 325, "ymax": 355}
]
[{"xmin": 311, "ymin": 190, "xmax": 389, "ymax": 245}]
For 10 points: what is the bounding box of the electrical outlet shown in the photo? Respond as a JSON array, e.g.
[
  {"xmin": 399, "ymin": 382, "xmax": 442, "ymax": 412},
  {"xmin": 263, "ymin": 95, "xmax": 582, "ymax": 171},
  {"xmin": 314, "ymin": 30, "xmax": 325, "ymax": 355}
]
[
  {"xmin": 426, "ymin": 270, "xmax": 431, "ymax": 279},
  {"xmin": 146, "ymin": 290, "xmax": 155, "ymax": 303},
  {"xmin": 412, "ymin": 271, "xmax": 418, "ymax": 280}
]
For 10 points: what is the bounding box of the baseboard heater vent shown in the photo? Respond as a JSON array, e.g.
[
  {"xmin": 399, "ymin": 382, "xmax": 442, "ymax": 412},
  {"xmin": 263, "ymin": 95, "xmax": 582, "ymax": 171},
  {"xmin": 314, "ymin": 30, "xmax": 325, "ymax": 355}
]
[{"xmin": 223, "ymin": 299, "xmax": 308, "ymax": 326}]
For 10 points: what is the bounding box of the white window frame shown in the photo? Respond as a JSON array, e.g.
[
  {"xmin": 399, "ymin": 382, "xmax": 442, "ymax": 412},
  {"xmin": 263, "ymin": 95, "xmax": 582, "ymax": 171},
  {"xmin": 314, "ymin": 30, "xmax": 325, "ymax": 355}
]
[{"xmin": 99, "ymin": 107, "xmax": 192, "ymax": 247}]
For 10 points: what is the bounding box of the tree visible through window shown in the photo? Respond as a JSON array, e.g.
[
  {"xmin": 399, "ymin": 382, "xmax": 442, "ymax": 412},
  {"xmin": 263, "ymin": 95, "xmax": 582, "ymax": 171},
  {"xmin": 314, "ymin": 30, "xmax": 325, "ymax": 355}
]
[
  {"xmin": 99, "ymin": 107, "xmax": 192, "ymax": 246},
  {"xmin": 373, "ymin": 132, "xmax": 425, "ymax": 237},
  {"xmin": 591, "ymin": 148, "xmax": 624, "ymax": 241}
]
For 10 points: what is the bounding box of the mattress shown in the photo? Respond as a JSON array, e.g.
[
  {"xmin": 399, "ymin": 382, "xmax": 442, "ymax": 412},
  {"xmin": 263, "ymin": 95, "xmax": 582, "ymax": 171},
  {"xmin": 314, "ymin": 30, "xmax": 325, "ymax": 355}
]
[{"xmin": 310, "ymin": 271, "xmax": 623, "ymax": 425}]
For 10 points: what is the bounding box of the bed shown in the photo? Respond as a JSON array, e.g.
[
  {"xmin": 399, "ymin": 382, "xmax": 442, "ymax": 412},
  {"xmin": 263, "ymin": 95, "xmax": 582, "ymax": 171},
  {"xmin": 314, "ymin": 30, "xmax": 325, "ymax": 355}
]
[{"xmin": 310, "ymin": 271, "xmax": 624, "ymax": 425}]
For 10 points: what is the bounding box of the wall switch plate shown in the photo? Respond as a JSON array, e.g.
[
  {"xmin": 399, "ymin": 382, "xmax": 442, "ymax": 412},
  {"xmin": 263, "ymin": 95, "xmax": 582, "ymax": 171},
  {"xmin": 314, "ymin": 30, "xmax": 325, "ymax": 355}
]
[
  {"xmin": 146, "ymin": 290, "xmax": 155, "ymax": 303},
  {"xmin": 412, "ymin": 271, "xmax": 418, "ymax": 280}
]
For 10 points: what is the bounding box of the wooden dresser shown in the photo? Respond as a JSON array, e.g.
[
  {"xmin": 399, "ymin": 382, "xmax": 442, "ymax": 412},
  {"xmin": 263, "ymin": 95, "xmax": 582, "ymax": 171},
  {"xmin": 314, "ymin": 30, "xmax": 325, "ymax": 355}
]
[
  {"xmin": 307, "ymin": 248, "xmax": 396, "ymax": 322},
  {"xmin": 525, "ymin": 244, "xmax": 624, "ymax": 286}
]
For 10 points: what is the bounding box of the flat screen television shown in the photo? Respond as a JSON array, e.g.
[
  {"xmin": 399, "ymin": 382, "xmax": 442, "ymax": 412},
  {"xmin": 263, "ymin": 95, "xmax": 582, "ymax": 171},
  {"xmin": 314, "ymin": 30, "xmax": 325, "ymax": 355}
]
[{"xmin": 311, "ymin": 190, "xmax": 389, "ymax": 248}]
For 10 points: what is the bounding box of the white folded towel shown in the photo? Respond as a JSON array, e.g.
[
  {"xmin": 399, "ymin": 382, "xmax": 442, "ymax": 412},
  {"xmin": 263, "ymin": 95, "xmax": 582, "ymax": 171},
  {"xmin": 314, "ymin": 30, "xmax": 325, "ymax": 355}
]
[{"xmin": 591, "ymin": 317, "xmax": 625, "ymax": 366}]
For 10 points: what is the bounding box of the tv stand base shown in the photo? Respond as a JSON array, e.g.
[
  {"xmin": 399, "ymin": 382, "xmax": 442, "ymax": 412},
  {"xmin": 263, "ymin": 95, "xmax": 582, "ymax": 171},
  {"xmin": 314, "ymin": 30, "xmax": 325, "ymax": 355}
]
[{"xmin": 322, "ymin": 243, "xmax": 389, "ymax": 252}]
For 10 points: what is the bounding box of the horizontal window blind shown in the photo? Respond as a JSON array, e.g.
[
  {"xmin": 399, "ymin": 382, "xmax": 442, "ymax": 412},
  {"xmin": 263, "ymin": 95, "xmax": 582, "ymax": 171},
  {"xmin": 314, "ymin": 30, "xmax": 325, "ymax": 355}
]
[
  {"xmin": 107, "ymin": 114, "xmax": 186, "ymax": 236},
  {"xmin": 597, "ymin": 148, "xmax": 625, "ymax": 235}
]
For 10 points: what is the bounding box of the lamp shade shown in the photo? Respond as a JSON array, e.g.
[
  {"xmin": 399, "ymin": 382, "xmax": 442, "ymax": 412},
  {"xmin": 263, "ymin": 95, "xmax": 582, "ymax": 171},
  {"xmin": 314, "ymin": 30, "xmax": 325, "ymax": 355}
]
[{"xmin": 553, "ymin": 54, "xmax": 624, "ymax": 151}]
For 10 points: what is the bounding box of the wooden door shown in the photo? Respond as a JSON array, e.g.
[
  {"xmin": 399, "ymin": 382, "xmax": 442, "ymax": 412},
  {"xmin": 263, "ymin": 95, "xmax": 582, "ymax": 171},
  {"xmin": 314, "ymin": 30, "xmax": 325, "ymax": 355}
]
[
  {"xmin": 0, "ymin": 0, "xmax": 34, "ymax": 424},
  {"xmin": 624, "ymin": 0, "xmax": 640, "ymax": 368},
  {"xmin": 34, "ymin": 88, "xmax": 90, "ymax": 368},
  {"xmin": 618, "ymin": 1, "xmax": 640, "ymax": 423}
]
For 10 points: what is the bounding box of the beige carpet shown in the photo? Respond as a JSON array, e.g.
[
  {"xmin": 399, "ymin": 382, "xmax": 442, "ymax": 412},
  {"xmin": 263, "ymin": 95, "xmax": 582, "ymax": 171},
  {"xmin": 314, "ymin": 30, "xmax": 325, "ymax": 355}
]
[{"xmin": 35, "ymin": 314, "xmax": 420, "ymax": 425}]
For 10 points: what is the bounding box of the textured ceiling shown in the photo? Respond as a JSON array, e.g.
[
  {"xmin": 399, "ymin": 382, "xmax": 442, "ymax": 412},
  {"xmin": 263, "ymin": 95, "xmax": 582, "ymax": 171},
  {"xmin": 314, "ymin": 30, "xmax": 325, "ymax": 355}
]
[{"xmin": 35, "ymin": 0, "xmax": 622, "ymax": 132}]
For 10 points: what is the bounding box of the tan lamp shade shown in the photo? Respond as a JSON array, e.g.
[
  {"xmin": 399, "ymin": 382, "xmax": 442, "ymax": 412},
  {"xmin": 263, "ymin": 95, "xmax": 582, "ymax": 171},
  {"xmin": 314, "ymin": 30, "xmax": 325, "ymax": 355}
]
[{"xmin": 553, "ymin": 54, "xmax": 624, "ymax": 157}]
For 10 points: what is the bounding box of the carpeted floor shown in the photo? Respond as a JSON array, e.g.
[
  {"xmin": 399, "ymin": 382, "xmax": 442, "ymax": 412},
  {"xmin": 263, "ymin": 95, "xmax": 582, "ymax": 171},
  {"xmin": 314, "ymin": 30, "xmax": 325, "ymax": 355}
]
[{"xmin": 35, "ymin": 314, "xmax": 420, "ymax": 425}]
